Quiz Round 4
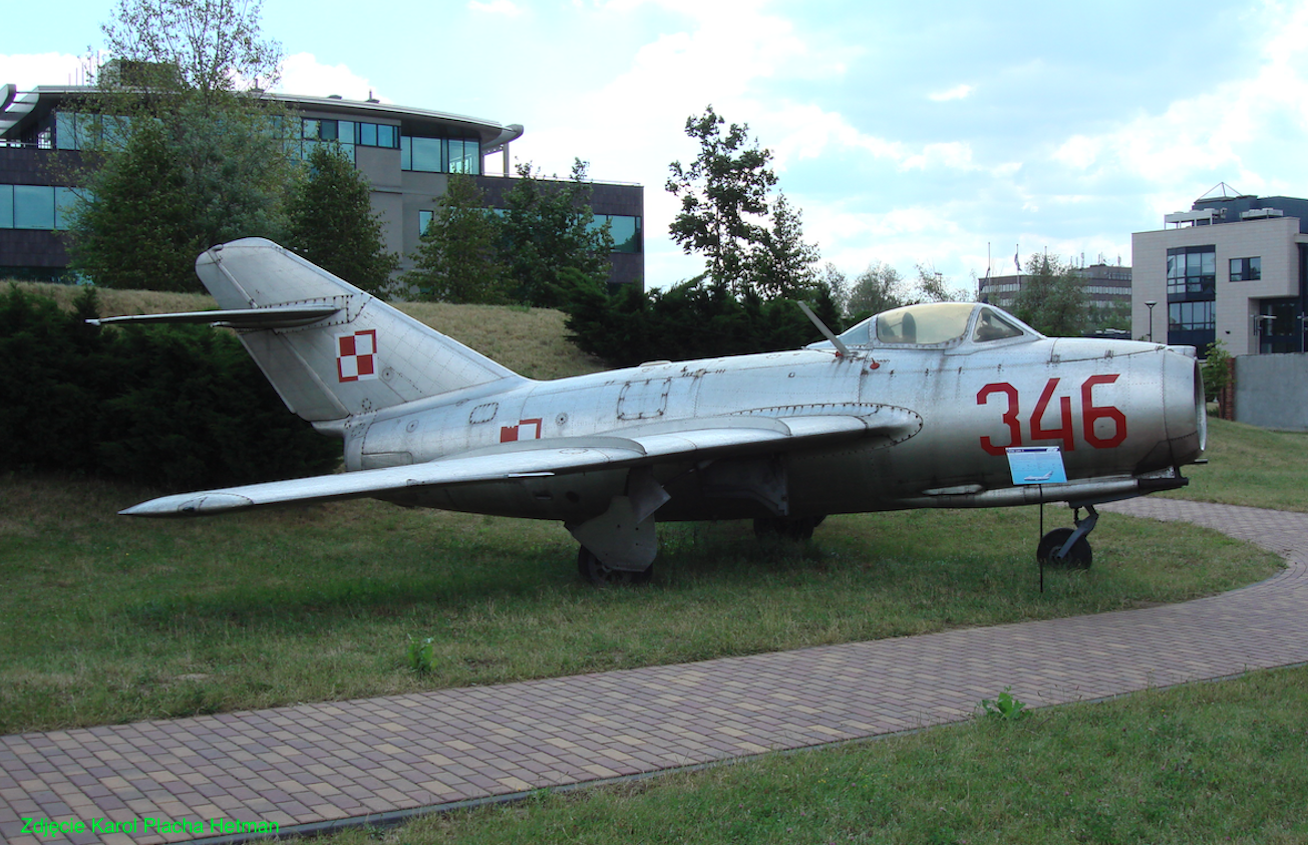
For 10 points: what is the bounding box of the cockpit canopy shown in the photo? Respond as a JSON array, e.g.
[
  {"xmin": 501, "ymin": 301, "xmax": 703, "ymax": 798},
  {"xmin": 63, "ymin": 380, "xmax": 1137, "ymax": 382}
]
[{"xmin": 810, "ymin": 302, "xmax": 1040, "ymax": 351}]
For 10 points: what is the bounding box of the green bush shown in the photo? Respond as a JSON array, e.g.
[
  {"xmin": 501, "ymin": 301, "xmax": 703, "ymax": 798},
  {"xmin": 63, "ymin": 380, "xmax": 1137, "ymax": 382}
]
[
  {"xmin": 0, "ymin": 285, "xmax": 339, "ymax": 490},
  {"xmin": 559, "ymin": 272, "xmax": 844, "ymax": 367}
]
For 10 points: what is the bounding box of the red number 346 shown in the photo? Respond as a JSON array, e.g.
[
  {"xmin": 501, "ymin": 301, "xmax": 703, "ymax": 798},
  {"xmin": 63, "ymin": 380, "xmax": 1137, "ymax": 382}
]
[{"xmin": 977, "ymin": 375, "xmax": 1127, "ymax": 456}]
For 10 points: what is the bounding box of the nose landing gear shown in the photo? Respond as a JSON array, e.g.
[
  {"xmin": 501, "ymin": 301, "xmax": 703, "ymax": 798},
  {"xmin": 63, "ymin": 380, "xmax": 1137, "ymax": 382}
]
[{"xmin": 1037, "ymin": 504, "xmax": 1097, "ymax": 569}]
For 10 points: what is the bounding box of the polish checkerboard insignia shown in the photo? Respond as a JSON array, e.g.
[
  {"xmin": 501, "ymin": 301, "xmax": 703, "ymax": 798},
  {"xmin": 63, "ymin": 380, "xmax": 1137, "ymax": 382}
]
[
  {"xmin": 500, "ymin": 418, "xmax": 543, "ymax": 442},
  {"xmin": 337, "ymin": 330, "xmax": 378, "ymax": 382}
]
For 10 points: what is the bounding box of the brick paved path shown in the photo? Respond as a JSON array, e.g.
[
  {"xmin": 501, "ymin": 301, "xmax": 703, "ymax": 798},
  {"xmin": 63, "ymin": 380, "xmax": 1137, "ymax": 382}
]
[{"xmin": 3, "ymin": 498, "xmax": 1307, "ymax": 844}]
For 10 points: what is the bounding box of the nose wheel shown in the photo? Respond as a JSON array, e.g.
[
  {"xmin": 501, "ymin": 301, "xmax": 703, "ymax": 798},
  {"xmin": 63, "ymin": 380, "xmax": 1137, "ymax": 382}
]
[{"xmin": 1037, "ymin": 505, "xmax": 1097, "ymax": 569}]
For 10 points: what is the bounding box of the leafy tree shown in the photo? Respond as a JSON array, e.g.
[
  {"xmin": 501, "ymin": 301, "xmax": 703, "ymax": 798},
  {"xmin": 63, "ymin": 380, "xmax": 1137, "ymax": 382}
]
[
  {"xmin": 66, "ymin": 0, "xmax": 296, "ymax": 291},
  {"xmin": 100, "ymin": 0, "xmax": 283, "ymax": 96},
  {"xmin": 1201, "ymin": 340, "xmax": 1232, "ymax": 410},
  {"xmin": 819, "ymin": 262, "xmax": 850, "ymax": 316},
  {"xmin": 749, "ymin": 193, "xmax": 821, "ymax": 300},
  {"xmin": 1013, "ymin": 254, "xmax": 1087, "ymax": 336},
  {"xmin": 286, "ymin": 144, "xmax": 398, "ymax": 295},
  {"xmin": 404, "ymin": 174, "xmax": 510, "ymax": 304},
  {"xmin": 499, "ymin": 160, "xmax": 612, "ymax": 307},
  {"xmin": 846, "ymin": 262, "xmax": 905, "ymax": 319},
  {"xmin": 560, "ymin": 272, "xmax": 840, "ymax": 368},
  {"xmin": 667, "ymin": 106, "xmax": 778, "ymax": 295},
  {"xmin": 912, "ymin": 263, "xmax": 968, "ymax": 303},
  {"xmin": 65, "ymin": 120, "xmax": 205, "ymax": 291}
]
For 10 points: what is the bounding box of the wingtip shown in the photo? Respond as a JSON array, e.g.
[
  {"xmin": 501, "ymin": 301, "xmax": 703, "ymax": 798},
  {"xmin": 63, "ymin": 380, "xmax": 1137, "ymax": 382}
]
[{"xmin": 119, "ymin": 492, "xmax": 256, "ymax": 517}]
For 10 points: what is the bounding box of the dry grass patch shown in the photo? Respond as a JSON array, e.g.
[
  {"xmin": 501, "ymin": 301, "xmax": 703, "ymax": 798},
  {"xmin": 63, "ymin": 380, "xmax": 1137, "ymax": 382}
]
[{"xmin": 10, "ymin": 281, "xmax": 605, "ymax": 380}]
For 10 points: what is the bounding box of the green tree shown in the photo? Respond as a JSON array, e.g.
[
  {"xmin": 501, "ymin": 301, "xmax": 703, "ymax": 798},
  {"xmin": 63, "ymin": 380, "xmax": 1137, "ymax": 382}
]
[
  {"xmin": 66, "ymin": 0, "xmax": 296, "ymax": 291},
  {"xmin": 65, "ymin": 120, "xmax": 205, "ymax": 291},
  {"xmin": 1201, "ymin": 340, "xmax": 1232, "ymax": 412},
  {"xmin": 667, "ymin": 106, "xmax": 778, "ymax": 296},
  {"xmin": 499, "ymin": 160, "xmax": 612, "ymax": 307},
  {"xmin": 912, "ymin": 263, "xmax": 967, "ymax": 303},
  {"xmin": 846, "ymin": 262, "xmax": 905, "ymax": 319},
  {"xmin": 749, "ymin": 193, "xmax": 821, "ymax": 300},
  {"xmin": 1013, "ymin": 254, "xmax": 1087, "ymax": 336},
  {"xmin": 286, "ymin": 144, "xmax": 398, "ymax": 295},
  {"xmin": 405, "ymin": 174, "xmax": 510, "ymax": 304}
]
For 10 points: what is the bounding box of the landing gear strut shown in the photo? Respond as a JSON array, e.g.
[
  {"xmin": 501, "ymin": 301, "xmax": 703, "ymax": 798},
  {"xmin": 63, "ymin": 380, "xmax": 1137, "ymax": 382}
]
[
  {"xmin": 1037, "ymin": 505, "xmax": 1097, "ymax": 569},
  {"xmin": 577, "ymin": 546, "xmax": 653, "ymax": 587}
]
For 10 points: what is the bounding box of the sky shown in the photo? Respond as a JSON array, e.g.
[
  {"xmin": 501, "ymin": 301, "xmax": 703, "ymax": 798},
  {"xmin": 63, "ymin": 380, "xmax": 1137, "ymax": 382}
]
[{"xmin": 5, "ymin": 0, "xmax": 1308, "ymax": 293}]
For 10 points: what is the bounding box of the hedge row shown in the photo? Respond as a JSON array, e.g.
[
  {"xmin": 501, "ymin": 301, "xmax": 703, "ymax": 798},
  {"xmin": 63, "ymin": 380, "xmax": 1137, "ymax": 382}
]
[{"xmin": 0, "ymin": 285, "xmax": 340, "ymax": 491}]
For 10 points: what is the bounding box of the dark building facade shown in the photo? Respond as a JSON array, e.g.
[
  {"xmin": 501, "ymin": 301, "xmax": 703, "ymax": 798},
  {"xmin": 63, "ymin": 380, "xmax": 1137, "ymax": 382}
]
[{"xmin": 0, "ymin": 83, "xmax": 644, "ymax": 288}]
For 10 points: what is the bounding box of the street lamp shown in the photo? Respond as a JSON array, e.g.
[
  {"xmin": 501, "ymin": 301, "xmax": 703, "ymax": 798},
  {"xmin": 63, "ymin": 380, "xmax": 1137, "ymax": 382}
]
[{"xmin": 1144, "ymin": 300, "xmax": 1158, "ymax": 343}]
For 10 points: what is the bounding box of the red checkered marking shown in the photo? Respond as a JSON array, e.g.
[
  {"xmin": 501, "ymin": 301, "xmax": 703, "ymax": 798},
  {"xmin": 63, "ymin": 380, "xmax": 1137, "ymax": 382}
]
[
  {"xmin": 337, "ymin": 330, "xmax": 378, "ymax": 382},
  {"xmin": 500, "ymin": 418, "xmax": 543, "ymax": 442}
]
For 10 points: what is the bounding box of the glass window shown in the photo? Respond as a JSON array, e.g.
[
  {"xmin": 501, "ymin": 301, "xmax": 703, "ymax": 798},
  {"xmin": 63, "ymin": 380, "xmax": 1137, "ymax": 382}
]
[
  {"xmin": 0, "ymin": 185, "xmax": 12, "ymax": 228},
  {"xmin": 410, "ymin": 137, "xmax": 443, "ymax": 172},
  {"xmin": 377, "ymin": 124, "xmax": 397, "ymax": 148},
  {"xmin": 587, "ymin": 215, "xmax": 643, "ymax": 253},
  {"xmin": 876, "ymin": 302, "xmax": 975, "ymax": 345},
  {"xmin": 55, "ymin": 112, "xmax": 83, "ymax": 151},
  {"xmin": 1168, "ymin": 301, "xmax": 1215, "ymax": 331},
  {"xmin": 973, "ymin": 308, "xmax": 1024, "ymax": 342},
  {"xmin": 14, "ymin": 185, "xmax": 55, "ymax": 229},
  {"xmin": 1167, "ymin": 246, "xmax": 1216, "ymax": 297},
  {"xmin": 55, "ymin": 188, "xmax": 77, "ymax": 229},
  {"xmin": 449, "ymin": 138, "xmax": 479, "ymax": 173},
  {"xmin": 1230, "ymin": 257, "xmax": 1261, "ymax": 281},
  {"xmin": 419, "ymin": 209, "xmax": 434, "ymax": 235},
  {"xmin": 358, "ymin": 122, "xmax": 377, "ymax": 147}
]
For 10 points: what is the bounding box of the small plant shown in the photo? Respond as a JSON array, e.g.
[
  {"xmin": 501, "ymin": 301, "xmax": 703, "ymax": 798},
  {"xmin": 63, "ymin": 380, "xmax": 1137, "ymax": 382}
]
[
  {"xmin": 980, "ymin": 686, "xmax": 1029, "ymax": 721},
  {"xmin": 406, "ymin": 636, "xmax": 437, "ymax": 675}
]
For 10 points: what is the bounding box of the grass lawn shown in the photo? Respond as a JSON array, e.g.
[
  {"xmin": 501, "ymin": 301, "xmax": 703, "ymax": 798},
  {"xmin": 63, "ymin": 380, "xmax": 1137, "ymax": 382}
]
[
  {"xmin": 1168, "ymin": 417, "xmax": 1308, "ymax": 512},
  {"xmin": 307, "ymin": 665, "xmax": 1308, "ymax": 845},
  {"xmin": 0, "ymin": 466, "xmax": 1281, "ymax": 735}
]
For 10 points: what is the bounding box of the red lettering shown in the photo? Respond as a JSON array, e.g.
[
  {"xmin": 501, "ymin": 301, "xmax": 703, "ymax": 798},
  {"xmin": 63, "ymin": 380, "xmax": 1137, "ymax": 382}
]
[
  {"xmin": 1030, "ymin": 378, "xmax": 1075, "ymax": 451},
  {"xmin": 1082, "ymin": 374, "xmax": 1127, "ymax": 448},
  {"xmin": 978, "ymin": 382, "xmax": 1021, "ymax": 455}
]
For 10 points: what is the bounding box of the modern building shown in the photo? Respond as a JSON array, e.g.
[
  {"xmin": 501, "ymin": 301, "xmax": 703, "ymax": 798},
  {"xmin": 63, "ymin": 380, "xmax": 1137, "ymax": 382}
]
[
  {"xmin": 0, "ymin": 83, "xmax": 644, "ymax": 287},
  {"xmin": 977, "ymin": 262, "xmax": 1132, "ymax": 312},
  {"xmin": 1132, "ymin": 185, "xmax": 1308, "ymax": 354}
]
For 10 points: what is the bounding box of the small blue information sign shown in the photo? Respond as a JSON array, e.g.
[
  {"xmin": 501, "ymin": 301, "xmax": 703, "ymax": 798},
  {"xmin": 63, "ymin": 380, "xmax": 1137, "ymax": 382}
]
[{"xmin": 1006, "ymin": 446, "xmax": 1067, "ymax": 485}]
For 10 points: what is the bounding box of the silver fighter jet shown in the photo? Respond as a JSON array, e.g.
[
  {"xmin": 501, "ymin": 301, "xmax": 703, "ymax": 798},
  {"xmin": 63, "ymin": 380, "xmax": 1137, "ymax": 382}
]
[{"xmin": 101, "ymin": 238, "xmax": 1206, "ymax": 584}]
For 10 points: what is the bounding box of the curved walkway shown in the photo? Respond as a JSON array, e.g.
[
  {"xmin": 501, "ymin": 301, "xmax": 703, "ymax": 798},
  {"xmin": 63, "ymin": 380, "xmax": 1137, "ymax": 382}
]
[{"xmin": 3, "ymin": 499, "xmax": 1307, "ymax": 845}]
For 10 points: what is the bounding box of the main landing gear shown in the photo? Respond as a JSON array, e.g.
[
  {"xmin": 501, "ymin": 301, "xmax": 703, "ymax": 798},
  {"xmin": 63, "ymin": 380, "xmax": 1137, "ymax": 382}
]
[{"xmin": 1037, "ymin": 505, "xmax": 1098, "ymax": 569}]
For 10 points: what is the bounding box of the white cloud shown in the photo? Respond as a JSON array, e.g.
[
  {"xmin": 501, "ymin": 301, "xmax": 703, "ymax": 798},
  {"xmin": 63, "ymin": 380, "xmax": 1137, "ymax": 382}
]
[
  {"xmin": 469, "ymin": 0, "xmax": 523, "ymax": 16},
  {"xmin": 928, "ymin": 84, "xmax": 974, "ymax": 102},
  {"xmin": 1047, "ymin": 1, "xmax": 1308, "ymax": 193},
  {"xmin": 0, "ymin": 53, "xmax": 86, "ymax": 90},
  {"xmin": 278, "ymin": 53, "xmax": 386, "ymax": 102}
]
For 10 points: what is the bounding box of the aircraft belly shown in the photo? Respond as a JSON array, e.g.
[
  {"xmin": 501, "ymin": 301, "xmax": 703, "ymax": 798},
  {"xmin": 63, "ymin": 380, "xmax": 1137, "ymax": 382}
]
[{"xmin": 378, "ymin": 468, "xmax": 632, "ymax": 521}]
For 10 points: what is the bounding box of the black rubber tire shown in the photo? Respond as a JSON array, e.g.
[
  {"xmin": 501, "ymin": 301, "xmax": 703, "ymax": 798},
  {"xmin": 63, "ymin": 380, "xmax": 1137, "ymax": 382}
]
[
  {"xmin": 1037, "ymin": 527, "xmax": 1092, "ymax": 569},
  {"xmin": 577, "ymin": 546, "xmax": 653, "ymax": 586}
]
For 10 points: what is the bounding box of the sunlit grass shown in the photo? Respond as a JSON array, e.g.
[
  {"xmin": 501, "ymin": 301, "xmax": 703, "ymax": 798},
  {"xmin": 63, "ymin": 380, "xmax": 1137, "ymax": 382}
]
[
  {"xmin": 1168, "ymin": 417, "xmax": 1308, "ymax": 512},
  {"xmin": 305, "ymin": 666, "xmax": 1308, "ymax": 845},
  {"xmin": 0, "ymin": 473, "xmax": 1279, "ymax": 734}
]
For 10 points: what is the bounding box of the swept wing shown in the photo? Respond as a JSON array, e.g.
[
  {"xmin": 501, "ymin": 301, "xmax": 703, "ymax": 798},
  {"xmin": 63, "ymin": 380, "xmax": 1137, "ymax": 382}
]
[{"xmin": 122, "ymin": 410, "xmax": 922, "ymax": 517}]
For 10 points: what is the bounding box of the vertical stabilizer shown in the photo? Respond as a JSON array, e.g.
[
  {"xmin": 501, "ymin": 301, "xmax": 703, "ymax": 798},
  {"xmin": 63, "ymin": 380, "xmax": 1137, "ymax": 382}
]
[{"xmin": 196, "ymin": 238, "xmax": 523, "ymax": 421}]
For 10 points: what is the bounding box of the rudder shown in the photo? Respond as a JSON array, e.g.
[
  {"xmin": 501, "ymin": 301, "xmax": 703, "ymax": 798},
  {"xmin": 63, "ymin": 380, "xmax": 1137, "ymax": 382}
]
[{"xmin": 196, "ymin": 238, "xmax": 522, "ymax": 422}]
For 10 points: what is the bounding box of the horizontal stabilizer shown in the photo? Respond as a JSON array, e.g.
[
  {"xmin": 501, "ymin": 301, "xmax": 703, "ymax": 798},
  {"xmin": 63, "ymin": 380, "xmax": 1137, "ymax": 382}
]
[{"xmin": 88, "ymin": 305, "xmax": 341, "ymax": 330}]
